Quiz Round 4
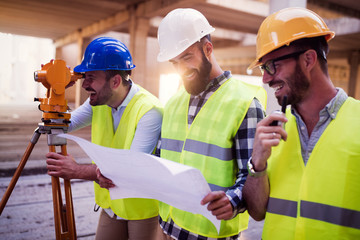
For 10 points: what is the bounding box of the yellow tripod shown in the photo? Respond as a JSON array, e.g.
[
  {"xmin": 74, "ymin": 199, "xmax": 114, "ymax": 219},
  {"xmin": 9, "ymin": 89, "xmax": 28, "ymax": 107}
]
[{"xmin": 0, "ymin": 60, "xmax": 83, "ymax": 240}]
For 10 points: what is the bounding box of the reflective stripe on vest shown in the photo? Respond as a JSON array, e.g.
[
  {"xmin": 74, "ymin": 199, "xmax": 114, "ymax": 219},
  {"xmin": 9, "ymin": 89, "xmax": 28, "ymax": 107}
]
[
  {"xmin": 268, "ymin": 198, "xmax": 360, "ymax": 229},
  {"xmin": 267, "ymin": 197, "xmax": 297, "ymax": 218},
  {"xmin": 300, "ymin": 200, "xmax": 360, "ymax": 230},
  {"xmin": 263, "ymin": 98, "xmax": 360, "ymax": 239},
  {"xmin": 161, "ymin": 138, "xmax": 233, "ymax": 161},
  {"xmin": 92, "ymin": 86, "xmax": 162, "ymax": 220},
  {"xmin": 161, "ymin": 138, "xmax": 183, "ymax": 153},
  {"xmin": 160, "ymin": 78, "xmax": 267, "ymax": 237},
  {"xmin": 161, "ymin": 137, "xmax": 232, "ymax": 192}
]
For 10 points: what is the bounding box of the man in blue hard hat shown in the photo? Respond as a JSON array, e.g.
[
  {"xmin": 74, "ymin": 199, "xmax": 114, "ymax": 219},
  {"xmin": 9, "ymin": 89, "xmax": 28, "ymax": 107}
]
[{"xmin": 46, "ymin": 37, "xmax": 163, "ymax": 240}]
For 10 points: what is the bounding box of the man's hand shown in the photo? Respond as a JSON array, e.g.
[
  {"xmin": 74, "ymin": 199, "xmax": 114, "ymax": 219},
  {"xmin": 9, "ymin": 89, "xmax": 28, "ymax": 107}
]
[
  {"xmin": 96, "ymin": 167, "xmax": 115, "ymax": 189},
  {"xmin": 251, "ymin": 112, "xmax": 288, "ymax": 171},
  {"xmin": 46, "ymin": 152, "xmax": 97, "ymax": 181},
  {"xmin": 201, "ymin": 191, "xmax": 233, "ymax": 220},
  {"xmin": 46, "ymin": 152, "xmax": 79, "ymax": 179}
]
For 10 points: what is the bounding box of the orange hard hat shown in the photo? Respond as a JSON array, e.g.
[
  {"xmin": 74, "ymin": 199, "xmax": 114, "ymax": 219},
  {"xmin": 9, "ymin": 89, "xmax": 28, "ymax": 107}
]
[{"xmin": 248, "ymin": 7, "xmax": 335, "ymax": 70}]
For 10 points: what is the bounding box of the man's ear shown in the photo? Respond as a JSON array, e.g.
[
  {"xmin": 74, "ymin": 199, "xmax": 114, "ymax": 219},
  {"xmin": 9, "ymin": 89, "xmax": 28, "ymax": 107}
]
[
  {"xmin": 303, "ymin": 49, "xmax": 317, "ymax": 71},
  {"xmin": 111, "ymin": 74, "xmax": 122, "ymax": 88},
  {"xmin": 203, "ymin": 41, "xmax": 213, "ymax": 59}
]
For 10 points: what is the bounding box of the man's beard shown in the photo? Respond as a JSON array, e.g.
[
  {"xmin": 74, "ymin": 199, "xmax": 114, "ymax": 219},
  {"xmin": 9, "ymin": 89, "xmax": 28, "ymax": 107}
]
[
  {"xmin": 182, "ymin": 51, "xmax": 212, "ymax": 95},
  {"xmin": 89, "ymin": 82, "xmax": 113, "ymax": 106},
  {"xmin": 279, "ymin": 63, "xmax": 310, "ymax": 106}
]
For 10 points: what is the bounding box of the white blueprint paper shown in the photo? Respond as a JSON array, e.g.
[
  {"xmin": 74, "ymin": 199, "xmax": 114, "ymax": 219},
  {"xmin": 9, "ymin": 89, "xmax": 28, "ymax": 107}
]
[{"xmin": 59, "ymin": 134, "xmax": 221, "ymax": 232}]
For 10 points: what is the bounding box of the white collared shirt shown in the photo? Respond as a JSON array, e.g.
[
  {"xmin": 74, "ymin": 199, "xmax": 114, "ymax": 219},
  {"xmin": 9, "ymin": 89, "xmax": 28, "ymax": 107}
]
[{"xmin": 68, "ymin": 82, "xmax": 162, "ymax": 154}]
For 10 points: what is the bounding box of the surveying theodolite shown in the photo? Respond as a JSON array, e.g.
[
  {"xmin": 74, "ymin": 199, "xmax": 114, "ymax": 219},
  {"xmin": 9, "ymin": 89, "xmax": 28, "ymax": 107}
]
[{"xmin": 0, "ymin": 59, "xmax": 83, "ymax": 240}]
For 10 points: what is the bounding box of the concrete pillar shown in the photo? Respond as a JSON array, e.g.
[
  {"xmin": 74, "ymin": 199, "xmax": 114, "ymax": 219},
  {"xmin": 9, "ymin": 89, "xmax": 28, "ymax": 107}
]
[
  {"xmin": 76, "ymin": 37, "xmax": 91, "ymax": 108},
  {"xmin": 75, "ymin": 37, "xmax": 83, "ymax": 109},
  {"xmin": 54, "ymin": 33, "xmax": 90, "ymax": 108},
  {"xmin": 55, "ymin": 47, "xmax": 63, "ymax": 60},
  {"xmin": 129, "ymin": 10, "xmax": 150, "ymax": 90},
  {"xmin": 348, "ymin": 50, "xmax": 360, "ymax": 98},
  {"xmin": 269, "ymin": 0, "xmax": 306, "ymax": 14}
]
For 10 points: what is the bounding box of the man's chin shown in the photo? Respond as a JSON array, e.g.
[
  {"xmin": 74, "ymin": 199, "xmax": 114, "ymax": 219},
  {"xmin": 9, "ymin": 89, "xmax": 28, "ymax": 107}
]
[
  {"xmin": 184, "ymin": 86, "xmax": 203, "ymax": 95},
  {"xmin": 89, "ymin": 98, "xmax": 98, "ymax": 106},
  {"xmin": 183, "ymin": 81, "xmax": 207, "ymax": 95}
]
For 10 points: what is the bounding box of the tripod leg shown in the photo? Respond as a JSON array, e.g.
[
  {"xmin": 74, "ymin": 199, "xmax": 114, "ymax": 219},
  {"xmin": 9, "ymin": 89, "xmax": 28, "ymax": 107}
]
[
  {"xmin": 0, "ymin": 129, "xmax": 40, "ymax": 215},
  {"xmin": 51, "ymin": 175, "xmax": 63, "ymax": 239},
  {"xmin": 61, "ymin": 145, "xmax": 77, "ymax": 239},
  {"xmin": 63, "ymin": 179, "xmax": 76, "ymax": 236},
  {"xmin": 50, "ymin": 145, "xmax": 77, "ymax": 240},
  {"xmin": 49, "ymin": 145, "xmax": 64, "ymax": 239}
]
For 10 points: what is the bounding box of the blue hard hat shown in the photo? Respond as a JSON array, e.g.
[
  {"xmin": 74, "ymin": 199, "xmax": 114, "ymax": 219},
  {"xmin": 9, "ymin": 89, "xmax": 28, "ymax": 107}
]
[{"xmin": 74, "ymin": 37, "xmax": 136, "ymax": 73}]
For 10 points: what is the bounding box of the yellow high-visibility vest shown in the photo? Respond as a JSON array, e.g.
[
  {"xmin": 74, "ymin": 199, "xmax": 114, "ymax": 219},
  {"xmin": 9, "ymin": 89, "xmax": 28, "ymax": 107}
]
[
  {"xmin": 263, "ymin": 97, "xmax": 360, "ymax": 239},
  {"xmin": 161, "ymin": 78, "xmax": 266, "ymax": 237},
  {"xmin": 92, "ymin": 86, "xmax": 162, "ymax": 220}
]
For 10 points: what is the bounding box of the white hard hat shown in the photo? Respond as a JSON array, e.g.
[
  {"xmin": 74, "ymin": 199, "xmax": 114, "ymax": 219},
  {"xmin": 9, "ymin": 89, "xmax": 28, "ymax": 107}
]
[{"xmin": 157, "ymin": 8, "xmax": 215, "ymax": 62}]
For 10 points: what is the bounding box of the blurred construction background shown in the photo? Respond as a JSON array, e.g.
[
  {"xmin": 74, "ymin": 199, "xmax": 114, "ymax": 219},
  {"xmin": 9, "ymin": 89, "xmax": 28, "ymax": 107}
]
[
  {"xmin": 0, "ymin": 0, "xmax": 359, "ymax": 239},
  {"xmin": 1, "ymin": 0, "xmax": 360, "ymax": 110}
]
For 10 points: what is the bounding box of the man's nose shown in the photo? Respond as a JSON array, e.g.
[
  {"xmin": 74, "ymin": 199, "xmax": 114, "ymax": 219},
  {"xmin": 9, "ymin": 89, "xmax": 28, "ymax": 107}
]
[
  {"xmin": 262, "ymin": 71, "xmax": 273, "ymax": 85},
  {"xmin": 82, "ymin": 79, "xmax": 89, "ymax": 88}
]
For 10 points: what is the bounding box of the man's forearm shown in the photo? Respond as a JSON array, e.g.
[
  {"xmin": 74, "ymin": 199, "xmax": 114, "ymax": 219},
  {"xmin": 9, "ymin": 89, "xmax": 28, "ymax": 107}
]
[
  {"xmin": 76, "ymin": 163, "xmax": 98, "ymax": 181},
  {"xmin": 243, "ymin": 174, "xmax": 269, "ymax": 221}
]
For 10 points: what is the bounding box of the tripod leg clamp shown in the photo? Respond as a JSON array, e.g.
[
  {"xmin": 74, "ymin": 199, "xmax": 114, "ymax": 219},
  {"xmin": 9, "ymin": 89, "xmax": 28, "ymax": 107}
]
[{"xmin": 48, "ymin": 129, "xmax": 67, "ymax": 146}]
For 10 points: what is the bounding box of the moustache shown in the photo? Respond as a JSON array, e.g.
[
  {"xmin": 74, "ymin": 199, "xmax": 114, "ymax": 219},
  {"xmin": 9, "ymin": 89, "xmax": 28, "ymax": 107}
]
[
  {"xmin": 181, "ymin": 69, "xmax": 197, "ymax": 80},
  {"xmin": 85, "ymin": 87, "xmax": 95, "ymax": 92}
]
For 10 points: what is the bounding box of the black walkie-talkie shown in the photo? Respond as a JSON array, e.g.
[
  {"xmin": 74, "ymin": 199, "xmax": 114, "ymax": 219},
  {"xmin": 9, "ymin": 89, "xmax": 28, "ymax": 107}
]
[{"xmin": 270, "ymin": 95, "xmax": 287, "ymax": 126}]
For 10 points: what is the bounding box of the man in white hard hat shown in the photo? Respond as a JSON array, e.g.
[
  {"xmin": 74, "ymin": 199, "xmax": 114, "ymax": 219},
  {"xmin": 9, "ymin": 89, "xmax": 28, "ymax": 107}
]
[{"xmin": 156, "ymin": 8, "xmax": 266, "ymax": 240}]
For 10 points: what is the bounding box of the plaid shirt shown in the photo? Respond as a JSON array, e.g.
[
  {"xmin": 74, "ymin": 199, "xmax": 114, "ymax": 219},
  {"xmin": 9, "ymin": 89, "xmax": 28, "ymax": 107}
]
[{"xmin": 158, "ymin": 71, "xmax": 265, "ymax": 240}]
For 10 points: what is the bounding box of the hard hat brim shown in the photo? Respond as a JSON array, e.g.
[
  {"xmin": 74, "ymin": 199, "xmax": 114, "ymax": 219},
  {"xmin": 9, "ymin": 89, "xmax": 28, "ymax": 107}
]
[{"xmin": 248, "ymin": 31, "xmax": 335, "ymax": 70}]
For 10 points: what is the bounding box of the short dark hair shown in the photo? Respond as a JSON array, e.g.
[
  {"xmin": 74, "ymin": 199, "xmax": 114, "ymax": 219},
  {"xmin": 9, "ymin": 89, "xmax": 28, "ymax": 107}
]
[
  {"xmin": 105, "ymin": 70, "xmax": 132, "ymax": 86},
  {"xmin": 197, "ymin": 34, "xmax": 211, "ymax": 45},
  {"xmin": 196, "ymin": 34, "xmax": 212, "ymax": 51},
  {"xmin": 203, "ymin": 34, "xmax": 211, "ymax": 42},
  {"xmin": 290, "ymin": 36, "xmax": 329, "ymax": 75}
]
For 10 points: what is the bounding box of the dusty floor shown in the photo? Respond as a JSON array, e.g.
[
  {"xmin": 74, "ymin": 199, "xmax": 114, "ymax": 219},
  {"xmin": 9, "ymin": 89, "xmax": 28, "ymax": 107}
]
[{"xmin": 0, "ymin": 103, "xmax": 264, "ymax": 239}]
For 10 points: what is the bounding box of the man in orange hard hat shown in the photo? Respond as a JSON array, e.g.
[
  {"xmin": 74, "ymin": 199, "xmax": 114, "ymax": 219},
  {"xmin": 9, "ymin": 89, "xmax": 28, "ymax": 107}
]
[{"xmin": 243, "ymin": 7, "xmax": 360, "ymax": 239}]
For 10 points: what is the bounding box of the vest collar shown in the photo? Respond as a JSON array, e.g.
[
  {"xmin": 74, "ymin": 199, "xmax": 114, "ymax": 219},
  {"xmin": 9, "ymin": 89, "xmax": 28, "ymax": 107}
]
[{"xmin": 112, "ymin": 81, "xmax": 139, "ymax": 112}]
